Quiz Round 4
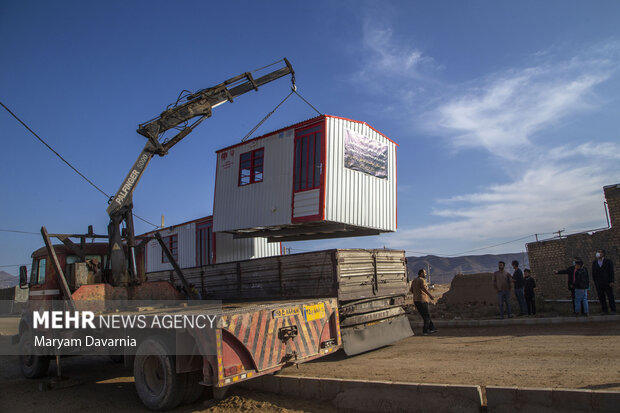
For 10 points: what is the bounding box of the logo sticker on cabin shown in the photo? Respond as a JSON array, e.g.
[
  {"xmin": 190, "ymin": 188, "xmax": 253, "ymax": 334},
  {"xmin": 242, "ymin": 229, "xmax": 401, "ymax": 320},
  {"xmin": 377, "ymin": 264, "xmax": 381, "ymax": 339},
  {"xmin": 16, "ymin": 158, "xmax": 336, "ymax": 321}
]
[
  {"xmin": 303, "ymin": 303, "xmax": 326, "ymax": 322},
  {"xmin": 272, "ymin": 306, "xmax": 301, "ymax": 318}
]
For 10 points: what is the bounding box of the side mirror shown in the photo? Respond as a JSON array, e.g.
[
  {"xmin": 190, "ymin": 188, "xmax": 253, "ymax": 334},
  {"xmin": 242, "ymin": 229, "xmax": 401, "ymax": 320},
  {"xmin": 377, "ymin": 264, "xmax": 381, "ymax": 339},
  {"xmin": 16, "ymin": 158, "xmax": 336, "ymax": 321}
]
[{"xmin": 19, "ymin": 266, "xmax": 29, "ymax": 288}]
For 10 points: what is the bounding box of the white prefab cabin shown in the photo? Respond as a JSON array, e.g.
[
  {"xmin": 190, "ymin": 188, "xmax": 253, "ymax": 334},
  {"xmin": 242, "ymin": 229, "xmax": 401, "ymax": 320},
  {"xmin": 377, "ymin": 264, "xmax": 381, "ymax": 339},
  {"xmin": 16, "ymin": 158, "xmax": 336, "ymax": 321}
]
[
  {"xmin": 140, "ymin": 216, "xmax": 281, "ymax": 274},
  {"xmin": 213, "ymin": 115, "xmax": 397, "ymax": 242}
]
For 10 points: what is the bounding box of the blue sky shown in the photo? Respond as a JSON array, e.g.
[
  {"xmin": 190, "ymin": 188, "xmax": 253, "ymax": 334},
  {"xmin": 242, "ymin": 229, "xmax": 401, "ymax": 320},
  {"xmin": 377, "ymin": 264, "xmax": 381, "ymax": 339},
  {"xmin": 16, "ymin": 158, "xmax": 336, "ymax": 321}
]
[{"xmin": 2, "ymin": 1, "xmax": 620, "ymax": 274}]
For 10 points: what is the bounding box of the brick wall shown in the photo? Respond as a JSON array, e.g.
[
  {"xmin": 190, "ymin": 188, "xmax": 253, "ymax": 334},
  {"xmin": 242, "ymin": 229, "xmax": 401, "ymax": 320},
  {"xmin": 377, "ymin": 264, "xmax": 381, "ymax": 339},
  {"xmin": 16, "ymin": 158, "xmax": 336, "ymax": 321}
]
[
  {"xmin": 604, "ymin": 184, "xmax": 620, "ymax": 229},
  {"xmin": 526, "ymin": 184, "xmax": 620, "ymax": 302}
]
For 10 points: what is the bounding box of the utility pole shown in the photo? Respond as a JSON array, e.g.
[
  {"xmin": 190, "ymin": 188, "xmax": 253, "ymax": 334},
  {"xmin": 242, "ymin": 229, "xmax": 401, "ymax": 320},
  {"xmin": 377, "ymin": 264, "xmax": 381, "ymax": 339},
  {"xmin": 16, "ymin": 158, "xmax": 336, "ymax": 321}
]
[{"xmin": 427, "ymin": 263, "xmax": 432, "ymax": 285}]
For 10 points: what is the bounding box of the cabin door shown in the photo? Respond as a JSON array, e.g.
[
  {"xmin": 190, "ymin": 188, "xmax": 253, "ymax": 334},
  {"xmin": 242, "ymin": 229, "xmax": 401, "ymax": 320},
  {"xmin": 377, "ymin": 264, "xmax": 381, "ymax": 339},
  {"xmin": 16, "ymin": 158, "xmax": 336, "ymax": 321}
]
[
  {"xmin": 196, "ymin": 221, "xmax": 213, "ymax": 265},
  {"xmin": 292, "ymin": 123, "xmax": 324, "ymax": 222}
]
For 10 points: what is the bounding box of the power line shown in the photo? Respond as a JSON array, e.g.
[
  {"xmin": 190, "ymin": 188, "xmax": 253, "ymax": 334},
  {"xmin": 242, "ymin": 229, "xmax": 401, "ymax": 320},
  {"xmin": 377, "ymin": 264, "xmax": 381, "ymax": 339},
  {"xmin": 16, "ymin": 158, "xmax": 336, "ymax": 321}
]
[
  {"xmin": 0, "ymin": 229, "xmax": 39, "ymax": 235},
  {"xmin": 1, "ymin": 101, "xmax": 110, "ymax": 199},
  {"xmin": 1, "ymin": 101, "xmax": 159, "ymax": 229}
]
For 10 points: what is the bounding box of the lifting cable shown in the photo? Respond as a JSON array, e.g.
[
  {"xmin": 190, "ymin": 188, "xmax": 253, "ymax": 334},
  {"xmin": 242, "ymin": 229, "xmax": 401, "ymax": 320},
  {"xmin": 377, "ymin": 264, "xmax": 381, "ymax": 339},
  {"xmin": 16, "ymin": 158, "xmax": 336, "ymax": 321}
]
[
  {"xmin": 242, "ymin": 83, "xmax": 323, "ymax": 142},
  {"xmin": 0, "ymin": 101, "xmax": 160, "ymax": 229}
]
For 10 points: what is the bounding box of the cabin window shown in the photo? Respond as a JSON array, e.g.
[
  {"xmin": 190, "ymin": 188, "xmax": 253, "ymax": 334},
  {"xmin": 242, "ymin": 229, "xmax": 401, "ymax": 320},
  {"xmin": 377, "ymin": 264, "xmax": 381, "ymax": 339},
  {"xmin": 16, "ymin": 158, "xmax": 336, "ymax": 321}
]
[
  {"xmin": 238, "ymin": 148, "xmax": 264, "ymax": 186},
  {"xmin": 161, "ymin": 235, "xmax": 178, "ymax": 264},
  {"xmin": 33, "ymin": 258, "xmax": 46, "ymax": 285},
  {"xmin": 294, "ymin": 125, "xmax": 322, "ymax": 192},
  {"xmin": 66, "ymin": 255, "xmax": 104, "ymax": 272}
]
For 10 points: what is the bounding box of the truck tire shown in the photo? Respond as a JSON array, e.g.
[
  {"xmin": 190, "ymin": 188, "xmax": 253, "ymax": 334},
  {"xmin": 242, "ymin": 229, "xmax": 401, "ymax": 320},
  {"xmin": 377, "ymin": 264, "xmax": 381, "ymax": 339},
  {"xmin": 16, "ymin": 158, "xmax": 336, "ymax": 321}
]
[
  {"xmin": 19, "ymin": 331, "xmax": 50, "ymax": 379},
  {"xmin": 181, "ymin": 370, "xmax": 205, "ymax": 405},
  {"xmin": 134, "ymin": 336, "xmax": 184, "ymax": 411}
]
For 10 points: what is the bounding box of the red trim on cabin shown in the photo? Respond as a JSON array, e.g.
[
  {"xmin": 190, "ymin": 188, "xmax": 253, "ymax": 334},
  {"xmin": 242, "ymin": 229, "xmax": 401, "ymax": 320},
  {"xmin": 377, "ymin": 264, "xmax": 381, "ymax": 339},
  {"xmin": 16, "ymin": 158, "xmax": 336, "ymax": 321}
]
[
  {"xmin": 140, "ymin": 215, "xmax": 214, "ymax": 237},
  {"xmin": 291, "ymin": 120, "xmax": 325, "ymax": 223},
  {"xmin": 324, "ymin": 115, "xmax": 399, "ymax": 146},
  {"xmin": 238, "ymin": 147, "xmax": 264, "ymax": 186},
  {"xmin": 395, "ymin": 146, "xmax": 398, "ymax": 229},
  {"xmin": 216, "ymin": 115, "xmax": 325, "ymax": 154},
  {"xmin": 321, "ymin": 119, "xmax": 327, "ymax": 220},
  {"xmin": 161, "ymin": 234, "xmax": 178, "ymax": 264},
  {"xmin": 195, "ymin": 219, "xmax": 214, "ymax": 267},
  {"xmin": 215, "ymin": 114, "xmax": 398, "ymax": 155}
]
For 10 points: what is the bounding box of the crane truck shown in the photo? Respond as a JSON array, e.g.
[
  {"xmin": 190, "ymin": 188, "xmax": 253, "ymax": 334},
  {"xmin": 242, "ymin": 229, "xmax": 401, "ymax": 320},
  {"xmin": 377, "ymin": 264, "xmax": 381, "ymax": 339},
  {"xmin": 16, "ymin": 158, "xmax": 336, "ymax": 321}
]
[
  {"xmin": 15, "ymin": 60, "xmax": 342, "ymax": 410},
  {"xmin": 15, "ymin": 58, "xmax": 412, "ymax": 410}
]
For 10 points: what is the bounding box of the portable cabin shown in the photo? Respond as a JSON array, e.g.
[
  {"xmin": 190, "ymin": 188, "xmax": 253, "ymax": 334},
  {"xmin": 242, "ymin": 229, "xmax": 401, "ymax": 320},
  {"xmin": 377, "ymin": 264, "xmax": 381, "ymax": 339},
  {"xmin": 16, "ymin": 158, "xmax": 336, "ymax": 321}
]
[
  {"xmin": 213, "ymin": 115, "xmax": 397, "ymax": 242},
  {"xmin": 140, "ymin": 215, "xmax": 281, "ymax": 274}
]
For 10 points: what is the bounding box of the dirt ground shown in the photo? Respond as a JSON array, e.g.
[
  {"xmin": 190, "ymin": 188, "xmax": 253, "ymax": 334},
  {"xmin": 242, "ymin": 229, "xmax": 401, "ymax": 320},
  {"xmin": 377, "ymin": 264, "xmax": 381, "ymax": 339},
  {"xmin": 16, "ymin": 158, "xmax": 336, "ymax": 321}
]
[
  {"xmin": 286, "ymin": 322, "xmax": 620, "ymax": 391},
  {"xmin": 1, "ymin": 322, "xmax": 619, "ymax": 412}
]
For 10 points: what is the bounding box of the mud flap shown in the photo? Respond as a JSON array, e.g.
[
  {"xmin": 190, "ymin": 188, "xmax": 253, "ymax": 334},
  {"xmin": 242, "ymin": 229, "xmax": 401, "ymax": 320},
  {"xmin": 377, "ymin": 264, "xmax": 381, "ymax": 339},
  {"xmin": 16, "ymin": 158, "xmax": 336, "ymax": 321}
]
[{"xmin": 341, "ymin": 313, "xmax": 414, "ymax": 356}]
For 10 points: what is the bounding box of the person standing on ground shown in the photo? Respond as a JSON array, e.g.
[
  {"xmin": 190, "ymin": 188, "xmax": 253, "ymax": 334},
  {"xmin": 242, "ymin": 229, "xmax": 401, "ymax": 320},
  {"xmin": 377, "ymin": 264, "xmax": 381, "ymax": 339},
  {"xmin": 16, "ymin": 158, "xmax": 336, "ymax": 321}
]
[
  {"xmin": 411, "ymin": 269, "xmax": 437, "ymax": 335},
  {"xmin": 511, "ymin": 260, "xmax": 527, "ymax": 316},
  {"xmin": 493, "ymin": 261, "xmax": 513, "ymax": 319},
  {"xmin": 591, "ymin": 249, "xmax": 616, "ymax": 315},
  {"xmin": 573, "ymin": 259, "xmax": 589, "ymax": 316},
  {"xmin": 523, "ymin": 269, "xmax": 536, "ymax": 316},
  {"xmin": 555, "ymin": 258, "xmax": 585, "ymax": 315}
]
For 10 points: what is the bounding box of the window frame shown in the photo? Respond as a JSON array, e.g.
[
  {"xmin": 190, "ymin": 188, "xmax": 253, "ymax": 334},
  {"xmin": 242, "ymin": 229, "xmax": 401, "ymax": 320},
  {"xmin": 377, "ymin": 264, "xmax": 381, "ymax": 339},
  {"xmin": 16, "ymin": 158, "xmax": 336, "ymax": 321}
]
[
  {"xmin": 293, "ymin": 125, "xmax": 323, "ymax": 193},
  {"xmin": 238, "ymin": 147, "xmax": 265, "ymax": 186},
  {"xmin": 161, "ymin": 234, "xmax": 179, "ymax": 264},
  {"xmin": 32, "ymin": 258, "xmax": 46, "ymax": 285}
]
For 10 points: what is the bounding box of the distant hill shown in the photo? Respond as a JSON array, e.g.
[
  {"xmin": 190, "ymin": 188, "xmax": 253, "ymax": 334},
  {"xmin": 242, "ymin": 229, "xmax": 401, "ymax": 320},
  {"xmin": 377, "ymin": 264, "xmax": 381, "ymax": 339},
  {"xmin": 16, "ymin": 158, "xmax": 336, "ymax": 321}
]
[
  {"xmin": 0, "ymin": 271, "xmax": 18, "ymax": 289},
  {"xmin": 407, "ymin": 253, "xmax": 529, "ymax": 284}
]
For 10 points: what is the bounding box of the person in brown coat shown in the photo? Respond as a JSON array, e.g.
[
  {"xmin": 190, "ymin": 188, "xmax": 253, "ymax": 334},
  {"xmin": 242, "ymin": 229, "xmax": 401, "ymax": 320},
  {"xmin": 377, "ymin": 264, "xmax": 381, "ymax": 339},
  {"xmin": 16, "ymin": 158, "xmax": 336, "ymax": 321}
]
[
  {"xmin": 411, "ymin": 269, "xmax": 437, "ymax": 335},
  {"xmin": 493, "ymin": 261, "xmax": 513, "ymax": 319}
]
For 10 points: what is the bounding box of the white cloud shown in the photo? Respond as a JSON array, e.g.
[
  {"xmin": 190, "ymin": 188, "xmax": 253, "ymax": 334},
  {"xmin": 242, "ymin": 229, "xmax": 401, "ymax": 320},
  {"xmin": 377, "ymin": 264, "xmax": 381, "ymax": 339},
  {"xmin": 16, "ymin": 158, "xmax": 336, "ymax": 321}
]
[
  {"xmin": 430, "ymin": 66, "xmax": 611, "ymax": 159},
  {"xmin": 382, "ymin": 157, "xmax": 618, "ymax": 254},
  {"xmin": 384, "ymin": 44, "xmax": 620, "ymax": 255},
  {"xmin": 352, "ymin": 23, "xmax": 440, "ymax": 97}
]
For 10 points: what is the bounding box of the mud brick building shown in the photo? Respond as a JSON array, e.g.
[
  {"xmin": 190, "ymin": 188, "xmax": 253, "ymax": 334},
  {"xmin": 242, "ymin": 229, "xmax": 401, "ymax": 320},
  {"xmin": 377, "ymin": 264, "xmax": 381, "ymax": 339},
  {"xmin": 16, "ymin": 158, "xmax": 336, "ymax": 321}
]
[{"xmin": 526, "ymin": 183, "xmax": 620, "ymax": 300}]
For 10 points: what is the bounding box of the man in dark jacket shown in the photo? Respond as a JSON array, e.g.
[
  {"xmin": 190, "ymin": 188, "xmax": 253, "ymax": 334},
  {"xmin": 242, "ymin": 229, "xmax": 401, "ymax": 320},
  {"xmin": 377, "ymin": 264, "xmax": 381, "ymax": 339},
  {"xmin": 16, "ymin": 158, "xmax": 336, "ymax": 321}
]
[
  {"xmin": 511, "ymin": 260, "xmax": 527, "ymax": 316},
  {"xmin": 591, "ymin": 249, "xmax": 616, "ymax": 315},
  {"xmin": 555, "ymin": 257, "xmax": 585, "ymax": 314},
  {"xmin": 573, "ymin": 259, "xmax": 589, "ymax": 316},
  {"xmin": 524, "ymin": 269, "xmax": 536, "ymax": 315}
]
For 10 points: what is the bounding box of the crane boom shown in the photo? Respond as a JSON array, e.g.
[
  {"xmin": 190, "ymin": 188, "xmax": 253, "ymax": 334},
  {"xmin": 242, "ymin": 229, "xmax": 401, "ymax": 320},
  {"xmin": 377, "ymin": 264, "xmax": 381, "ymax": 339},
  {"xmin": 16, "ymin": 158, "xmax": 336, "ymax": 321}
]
[{"xmin": 106, "ymin": 59, "xmax": 295, "ymax": 285}]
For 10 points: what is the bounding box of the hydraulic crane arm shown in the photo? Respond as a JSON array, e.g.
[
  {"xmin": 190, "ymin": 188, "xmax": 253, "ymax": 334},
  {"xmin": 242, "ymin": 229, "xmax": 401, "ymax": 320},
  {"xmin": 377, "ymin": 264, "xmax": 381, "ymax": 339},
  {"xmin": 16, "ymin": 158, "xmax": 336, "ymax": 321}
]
[
  {"xmin": 106, "ymin": 59, "xmax": 295, "ymax": 285},
  {"xmin": 107, "ymin": 58, "xmax": 294, "ymax": 217}
]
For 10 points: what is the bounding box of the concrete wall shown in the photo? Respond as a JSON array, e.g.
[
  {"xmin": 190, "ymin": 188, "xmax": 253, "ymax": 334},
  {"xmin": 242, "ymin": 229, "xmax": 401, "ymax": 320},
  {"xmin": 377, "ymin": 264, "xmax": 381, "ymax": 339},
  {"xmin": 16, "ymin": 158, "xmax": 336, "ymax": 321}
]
[
  {"xmin": 526, "ymin": 184, "xmax": 620, "ymax": 300},
  {"xmin": 239, "ymin": 375, "xmax": 620, "ymax": 413}
]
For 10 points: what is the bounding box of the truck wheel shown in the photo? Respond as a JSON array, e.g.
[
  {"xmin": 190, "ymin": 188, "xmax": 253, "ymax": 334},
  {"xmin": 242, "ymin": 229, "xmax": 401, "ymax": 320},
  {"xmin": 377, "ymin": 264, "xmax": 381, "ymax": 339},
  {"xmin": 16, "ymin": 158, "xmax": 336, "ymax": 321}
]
[
  {"xmin": 212, "ymin": 386, "xmax": 228, "ymax": 400},
  {"xmin": 19, "ymin": 331, "xmax": 50, "ymax": 378},
  {"xmin": 181, "ymin": 370, "xmax": 205, "ymax": 405},
  {"xmin": 134, "ymin": 336, "xmax": 184, "ymax": 411}
]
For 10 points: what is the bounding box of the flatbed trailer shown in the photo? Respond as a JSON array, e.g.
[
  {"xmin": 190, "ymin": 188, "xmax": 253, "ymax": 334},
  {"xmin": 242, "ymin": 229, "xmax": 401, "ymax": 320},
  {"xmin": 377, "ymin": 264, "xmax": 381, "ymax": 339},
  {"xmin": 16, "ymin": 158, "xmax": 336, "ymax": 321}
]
[
  {"xmin": 146, "ymin": 248, "xmax": 413, "ymax": 355},
  {"xmin": 17, "ymin": 242, "xmax": 341, "ymax": 410}
]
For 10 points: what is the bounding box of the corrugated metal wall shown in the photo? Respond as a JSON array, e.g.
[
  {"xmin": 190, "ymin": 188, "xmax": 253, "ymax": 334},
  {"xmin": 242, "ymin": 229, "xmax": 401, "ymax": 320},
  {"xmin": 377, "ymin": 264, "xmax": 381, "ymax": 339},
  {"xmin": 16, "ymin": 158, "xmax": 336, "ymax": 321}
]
[
  {"xmin": 213, "ymin": 115, "xmax": 396, "ymax": 234},
  {"xmin": 146, "ymin": 223, "xmax": 196, "ymax": 273},
  {"xmin": 213, "ymin": 129, "xmax": 295, "ymax": 232},
  {"xmin": 214, "ymin": 233, "xmax": 281, "ymax": 263},
  {"xmin": 324, "ymin": 117, "xmax": 397, "ymax": 232},
  {"xmin": 145, "ymin": 222, "xmax": 281, "ymax": 272}
]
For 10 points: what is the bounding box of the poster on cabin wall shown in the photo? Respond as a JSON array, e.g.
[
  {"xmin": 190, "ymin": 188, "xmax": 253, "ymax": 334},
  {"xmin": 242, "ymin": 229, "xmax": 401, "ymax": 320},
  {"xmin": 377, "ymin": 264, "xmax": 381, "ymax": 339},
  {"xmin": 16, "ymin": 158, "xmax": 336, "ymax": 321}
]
[{"xmin": 343, "ymin": 129, "xmax": 388, "ymax": 179}]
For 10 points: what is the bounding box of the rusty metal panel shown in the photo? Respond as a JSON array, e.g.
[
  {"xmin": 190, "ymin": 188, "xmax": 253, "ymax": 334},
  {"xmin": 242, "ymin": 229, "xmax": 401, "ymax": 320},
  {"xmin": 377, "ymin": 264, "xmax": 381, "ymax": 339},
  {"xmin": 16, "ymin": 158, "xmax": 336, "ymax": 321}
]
[{"xmin": 147, "ymin": 249, "xmax": 407, "ymax": 303}]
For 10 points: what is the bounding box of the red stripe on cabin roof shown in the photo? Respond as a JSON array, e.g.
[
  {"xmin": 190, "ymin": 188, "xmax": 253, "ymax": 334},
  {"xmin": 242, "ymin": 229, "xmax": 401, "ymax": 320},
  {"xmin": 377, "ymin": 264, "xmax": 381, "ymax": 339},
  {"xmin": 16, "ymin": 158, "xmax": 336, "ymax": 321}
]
[
  {"xmin": 215, "ymin": 114, "xmax": 398, "ymax": 153},
  {"xmin": 138, "ymin": 215, "xmax": 213, "ymax": 237},
  {"xmin": 324, "ymin": 115, "xmax": 399, "ymax": 146}
]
